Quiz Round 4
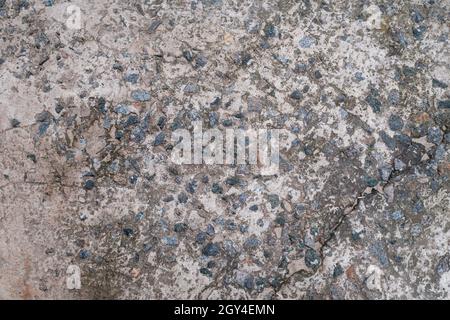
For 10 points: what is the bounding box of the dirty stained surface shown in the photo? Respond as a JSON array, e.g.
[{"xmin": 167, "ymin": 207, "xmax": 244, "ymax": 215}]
[{"xmin": 0, "ymin": 0, "xmax": 449, "ymax": 299}]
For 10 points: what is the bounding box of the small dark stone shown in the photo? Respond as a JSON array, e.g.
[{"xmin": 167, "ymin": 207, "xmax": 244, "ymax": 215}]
[
  {"xmin": 410, "ymin": 9, "xmax": 424, "ymax": 23},
  {"xmin": 224, "ymin": 219, "xmax": 237, "ymax": 231},
  {"xmin": 243, "ymin": 236, "xmax": 261, "ymax": 249},
  {"xmin": 178, "ymin": 192, "xmax": 188, "ymax": 203},
  {"xmin": 240, "ymin": 53, "xmax": 252, "ymax": 66},
  {"xmin": 131, "ymin": 89, "xmax": 151, "ymax": 102},
  {"xmin": 195, "ymin": 232, "xmax": 207, "ymax": 244},
  {"xmin": 148, "ymin": 20, "xmax": 162, "ymax": 33},
  {"xmin": 222, "ymin": 119, "xmax": 233, "ymax": 127},
  {"xmin": 388, "ymin": 89, "xmax": 400, "ymax": 105},
  {"xmin": 206, "ymin": 224, "xmax": 215, "ymax": 236},
  {"xmin": 186, "ymin": 180, "xmax": 197, "ymax": 194},
  {"xmin": 125, "ymin": 115, "xmax": 139, "ymax": 127},
  {"xmin": 274, "ymin": 215, "xmax": 285, "ymax": 226},
  {"xmin": 333, "ymin": 264, "xmax": 344, "ymax": 278},
  {"xmin": 174, "ymin": 223, "xmax": 188, "ymax": 233},
  {"xmin": 27, "ymin": 154, "xmax": 37, "ymax": 163},
  {"xmin": 209, "ymin": 112, "xmax": 219, "ymax": 127},
  {"xmin": 211, "ymin": 182, "xmax": 223, "ymax": 194},
  {"xmin": 427, "ymin": 127, "xmax": 443, "ymax": 145},
  {"xmin": 249, "ymin": 204, "xmax": 258, "ymax": 212},
  {"xmin": 79, "ymin": 249, "xmax": 90, "ymax": 259},
  {"xmin": 55, "ymin": 104, "xmax": 64, "ymax": 113},
  {"xmin": 299, "ymin": 36, "xmax": 316, "ymax": 48},
  {"xmin": 201, "ymin": 175, "xmax": 209, "ymax": 184},
  {"xmin": 162, "ymin": 195, "xmax": 174, "ymax": 202},
  {"xmin": 314, "ymin": 70, "xmax": 322, "ymax": 79},
  {"xmin": 365, "ymin": 91, "xmax": 382, "ymax": 113},
  {"xmin": 388, "ymin": 114, "xmax": 404, "ymax": 131},
  {"xmin": 154, "ymin": 132, "xmax": 166, "ymax": 146},
  {"xmin": 35, "ymin": 111, "xmax": 53, "ymax": 123},
  {"xmin": 225, "ymin": 177, "xmax": 240, "ymax": 186},
  {"xmin": 97, "ymin": 97, "xmax": 107, "ymax": 113},
  {"xmin": 379, "ymin": 166, "xmax": 392, "ymax": 181},
  {"xmin": 202, "ymin": 243, "xmax": 220, "ymax": 257},
  {"xmin": 240, "ymin": 224, "xmax": 249, "ymax": 233},
  {"xmin": 413, "ymin": 199, "xmax": 425, "ymax": 214},
  {"xmin": 183, "ymin": 83, "xmax": 199, "ymax": 93},
  {"xmin": 129, "ymin": 175, "xmax": 138, "ymax": 184},
  {"xmin": 366, "ymin": 177, "xmax": 378, "ymax": 188},
  {"xmin": 10, "ymin": 118, "xmax": 20, "ymax": 128},
  {"xmin": 268, "ymin": 194, "xmax": 280, "ymax": 208},
  {"xmin": 112, "ymin": 63, "xmax": 123, "ymax": 72},
  {"xmin": 290, "ymin": 90, "xmax": 303, "ymax": 100},
  {"xmin": 162, "ymin": 236, "xmax": 178, "ymax": 246},
  {"xmin": 264, "ymin": 23, "xmax": 277, "ymax": 38},
  {"xmin": 182, "ymin": 50, "xmax": 193, "ymax": 62},
  {"xmin": 244, "ymin": 275, "xmax": 254, "ymax": 290},
  {"xmin": 444, "ymin": 133, "xmax": 450, "ymax": 144},
  {"xmin": 123, "ymin": 228, "xmax": 134, "ymax": 237},
  {"xmin": 115, "ymin": 130, "xmax": 124, "ymax": 140},
  {"xmin": 131, "ymin": 127, "xmax": 145, "ymax": 143},
  {"xmin": 402, "ymin": 66, "xmax": 417, "ymax": 78},
  {"xmin": 200, "ymin": 267, "xmax": 213, "ymax": 277},
  {"xmin": 157, "ymin": 116, "xmax": 167, "ymax": 129},
  {"xmin": 294, "ymin": 63, "xmax": 308, "ymax": 73},
  {"xmin": 124, "ymin": 73, "xmax": 139, "ymax": 84},
  {"xmin": 437, "ymin": 100, "xmax": 450, "ymax": 109},
  {"xmin": 432, "ymin": 79, "xmax": 448, "ymax": 89},
  {"xmin": 194, "ymin": 55, "xmax": 208, "ymax": 68},
  {"xmin": 412, "ymin": 25, "xmax": 427, "ymax": 40},
  {"xmin": 380, "ymin": 131, "xmax": 396, "ymax": 150},
  {"xmin": 369, "ymin": 241, "xmax": 389, "ymax": 267},
  {"xmin": 83, "ymin": 180, "xmax": 95, "ymax": 190},
  {"xmin": 305, "ymin": 248, "xmax": 321, "ymax": 269}
]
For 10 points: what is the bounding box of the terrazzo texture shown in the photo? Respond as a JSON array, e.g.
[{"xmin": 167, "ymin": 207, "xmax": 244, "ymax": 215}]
[{"xmin": 0, "ymin": 0, "xmax": 449, "ymax": 299}]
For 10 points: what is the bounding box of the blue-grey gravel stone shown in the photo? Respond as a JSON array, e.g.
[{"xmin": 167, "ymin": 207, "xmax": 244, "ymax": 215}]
[
  {"xmin": 432, "ymin": 79, "xmax": 448, "ymax": 89},
  {"xmin": 369, "ymin": 241, "xmax": 389, "ymax": 267},
  {"xmin": 154, "ymin": 132, "xmax": 166, "ymax": 146},
  {"xmin": 388, "ymin": 114, "xmax": 404, "ymax": 131},
  {"xmin": 178, "ymin": 192, "xmax": 188, "ymax": 204},
  {"xmin": 124, "ymin": 73, "xmax": 139, "ymax": 84},
  {"xmin": 79, "ymin": 249, "xmax": 90, "ymax": 259},
  {"xmin": 174, "ymin": 223, "xmax": 188, "ymax": 233},
  {"xmin": 437, "ymin": 100, "xmax": 450, "ymax": 109},
  {"xmin": 243, "ymin": 236, "xmax": 261, "ymax": 249},
  {"xmin": 131, "ymin": 89, "xmax": 151, "ymax": 102},
  {"xmin": 195, "ymin": 232, "xmax": 207, "ymax": 244},
  {"xmin": 388, "ymin": 89, "xmax": 400, "ymax": 105},
  {"xmin": 162, "ymin": 236, "xmax": 178, "ymax": 246},
  {"xmin": 304, "ymin": 248, "xmax": 321, "ymax": 270},
  {"xmin": 390, "ymin": 210, "xmax": 404, "ymax": 221},
  {"xmin": 365, "ymin": 91, "xmax": 382, "ymax": 113},
  {"xmin": 206, "ymin": 224, "xmax": 215, "ymax": 236},
  {"xmin": 427, "ymin": 127, "xmax": 443, "ymax": 145},
  {"xmin": 83, "ymin": 180, "xmax": 95, "ymax": 190},
  {"xmin": 299, "ymin": 36, "xmax": 316, "ymax": 48},
  {"xmin": 202, "ymin": 243, "xmax": 220, "ymax": 256}
]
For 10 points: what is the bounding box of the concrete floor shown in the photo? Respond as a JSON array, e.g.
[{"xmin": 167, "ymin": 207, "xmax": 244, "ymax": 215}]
[{"xmin": 0, "ymin": 0, "xmax": 449, "ymax": 299}]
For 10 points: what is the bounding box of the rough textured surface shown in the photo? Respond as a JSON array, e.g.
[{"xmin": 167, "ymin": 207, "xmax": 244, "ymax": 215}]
[{"xmin": 0, "ymin": 0, "xmax": 449, "ymax": 300}]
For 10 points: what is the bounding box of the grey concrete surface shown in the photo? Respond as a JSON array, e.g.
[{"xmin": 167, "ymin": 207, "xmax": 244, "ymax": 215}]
[{"xmin": 0, "ymin": 0, "xmax": 449, "ymax": 299}]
